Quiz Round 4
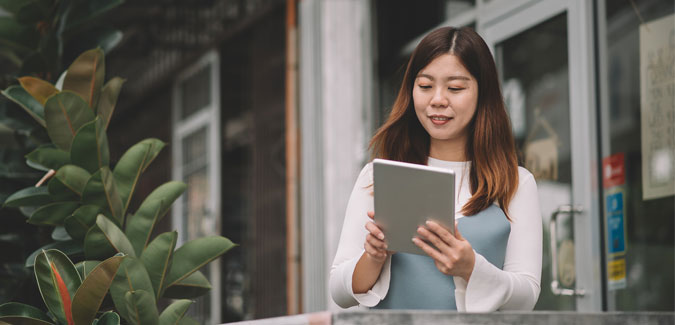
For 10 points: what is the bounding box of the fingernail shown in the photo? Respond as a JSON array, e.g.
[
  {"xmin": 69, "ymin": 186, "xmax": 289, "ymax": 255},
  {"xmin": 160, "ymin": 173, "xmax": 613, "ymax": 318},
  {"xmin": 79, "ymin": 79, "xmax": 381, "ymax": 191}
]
[
  {"xmin": 411, "ymin": 237, "xmax": 417, "ymax": 243},
  {"xmin": 384, "ymin": 244, "xmax": 388, "ymax": 249},
  {"xmin": 378, "ymin": 233, "xmax": 384, "ymax": 240}
]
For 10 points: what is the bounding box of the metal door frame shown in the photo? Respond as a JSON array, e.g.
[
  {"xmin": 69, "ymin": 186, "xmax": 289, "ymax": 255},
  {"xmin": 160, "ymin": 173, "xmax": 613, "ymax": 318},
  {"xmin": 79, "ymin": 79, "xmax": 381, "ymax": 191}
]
[{"xmin": 480, "ymin": 0, "xmax": 603, "ymax": 312}]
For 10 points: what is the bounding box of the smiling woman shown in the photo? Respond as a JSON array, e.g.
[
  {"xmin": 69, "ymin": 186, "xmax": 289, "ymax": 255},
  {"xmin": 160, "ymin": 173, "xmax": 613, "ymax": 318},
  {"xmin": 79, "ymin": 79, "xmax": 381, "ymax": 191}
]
[{"xmin": 329, "ymin": 26, "xmax": 542, "ymax": 312}]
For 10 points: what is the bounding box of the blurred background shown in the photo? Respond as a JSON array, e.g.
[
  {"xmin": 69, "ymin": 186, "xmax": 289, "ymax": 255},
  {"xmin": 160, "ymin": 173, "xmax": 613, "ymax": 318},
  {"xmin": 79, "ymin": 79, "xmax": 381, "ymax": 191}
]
[{"xmin": 0, "ymin": 0, "xmax": 673, "ymax": 323}]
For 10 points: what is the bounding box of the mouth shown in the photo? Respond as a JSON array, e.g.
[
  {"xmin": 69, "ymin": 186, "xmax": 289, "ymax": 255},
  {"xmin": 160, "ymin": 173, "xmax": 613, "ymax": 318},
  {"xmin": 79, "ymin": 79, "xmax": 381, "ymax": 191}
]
[{"xmin": 429, "ymin": 115, "xmax": 452, "ymax": 125}]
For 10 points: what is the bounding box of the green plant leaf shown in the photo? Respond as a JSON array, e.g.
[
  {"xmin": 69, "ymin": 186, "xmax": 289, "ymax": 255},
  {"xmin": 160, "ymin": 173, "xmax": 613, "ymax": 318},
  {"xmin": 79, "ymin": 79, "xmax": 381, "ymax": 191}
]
[
  {"xmin": 26, "ymin": 240, "xmax": 83, "ymax": 267},
  {"xmin": 48, "ymin": 165, "xmax": 91, "ymax": 200},
  {"xmin": 96, "ymin": 311, "xmax": 121, "ymax": 325},
  {"xmin": 84, "ymin": 214, "xmax": 136, "ymax": 259},
  {"xmin": 74, "ymin": 260, "xmax": 101, "ymax": 280},
  {"xmin": 126, "ymin": 182, "xmax": 186, "ymax": 256},
  {"xmin": 29, "ymin": 202, "xmax": 79, "ymax": 226},
  {"xmin": 70, "ymin": 117, "xmax": 109, "ymax": 173},
  {"xmin": 18, "ymin": 76, "xmax": 59, "ymax": 106},
  {"xmin": 71, "ymin": 254, "xmax": 124, "ymax": 325},
  {"xmin": 110, "ymin": 257, "xmax": 156, "ymax": 324},
  {"xmin": 0, "ymin": 17, "xmax": 39, "ymax": 54},
  {"xmin": 140, "ymin": 231, "xmax": 177, "ymax": 299},
  {"xmin": 114, "ymin": 138, "xmax": 165, "ymax": 214},
  {"xmin": 62, "ymin": 48, "xmax": 104, "ymax": 109},
  {"xmin": 165, "ymin": 236, "xmax": 235, "ymax": 289},
  {"xmin": 44, "ymin": 91, "xmax": 95, "ymax": 151},
  {"xmin": 0, "ymin": 302, "xmax": 54, "ymax": 325},
  {"xmin": 2, "ymin": 85, "xmax": 46, "ymax": 127},
  {"xmin": 26, "ymin": 145, "xmax": 70, "ymax": 171},
  {"xmin": 158, "ymin": 299, "xmax": 192, "ymax": 325},
  {"xmin": 51, "ymin": 226, "xmax": 71, "ymax": 241},
  {"xmin": 162, "ymin": 271, "xmax": 210, "ymax": 299},
  {"xmin": 64, "ymin": 205, "xmax": 101, "ymax": 240},
  {"xmin": 97, "ymin": 77, "xmax": 124, "ymax": 130},
  {"xmin": 15, "ymin": 0, "xmax": 52, "ymax": 24},
  {"xmin": 82, "ymin": 167, "xmax": 124, "ymax": 224},
  {"xmin": 34, "ymin": 249, "xmax": 82, "ymax": 325},
  {"xmin": 124, "ymin": 290, "xmax": 159, "ymax": 325},
  {"xmin": 3, "ymin": 186, "xmax": 51, "ymax": 207},
  {"xmin": 0, "ymin": 0, "xmax": 25, "ymax": 13}
]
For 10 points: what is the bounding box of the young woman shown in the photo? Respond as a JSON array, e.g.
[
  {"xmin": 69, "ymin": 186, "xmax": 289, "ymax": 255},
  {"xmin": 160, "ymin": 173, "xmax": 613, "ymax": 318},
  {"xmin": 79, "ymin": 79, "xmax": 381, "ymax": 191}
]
[{"xmin": 329, "ymin": 26, "xmax": 542, "ymax": 311}]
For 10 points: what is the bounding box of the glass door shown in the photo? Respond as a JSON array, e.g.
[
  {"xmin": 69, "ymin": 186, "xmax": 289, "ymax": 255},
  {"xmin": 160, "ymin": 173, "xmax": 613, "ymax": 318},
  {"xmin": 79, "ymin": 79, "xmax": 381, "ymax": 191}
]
[{"xmin": 481, "ymin": 0, "xmax": 602, "ymax": 311}]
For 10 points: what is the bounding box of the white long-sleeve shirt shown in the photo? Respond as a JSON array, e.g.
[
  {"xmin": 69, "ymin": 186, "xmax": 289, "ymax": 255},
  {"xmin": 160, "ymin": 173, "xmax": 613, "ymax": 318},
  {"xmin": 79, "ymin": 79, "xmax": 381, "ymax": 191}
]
[{"xmin": 329, "ymin": 157, "xmax": 542, "ymax": 311}]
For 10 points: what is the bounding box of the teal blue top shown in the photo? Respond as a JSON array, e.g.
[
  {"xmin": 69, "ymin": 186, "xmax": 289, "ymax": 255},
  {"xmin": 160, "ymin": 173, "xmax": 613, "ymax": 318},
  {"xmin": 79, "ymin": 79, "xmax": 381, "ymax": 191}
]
[{"xmin": 373, "ymin": 204, "xmax": 510, "ymax": 310}]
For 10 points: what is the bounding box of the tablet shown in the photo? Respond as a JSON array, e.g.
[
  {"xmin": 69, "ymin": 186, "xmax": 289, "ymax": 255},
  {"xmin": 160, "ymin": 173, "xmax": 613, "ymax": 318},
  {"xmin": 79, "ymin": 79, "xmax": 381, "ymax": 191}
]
[{"xmin": 373, "ymin": 158, "xmax": 455, "ymax": 256}]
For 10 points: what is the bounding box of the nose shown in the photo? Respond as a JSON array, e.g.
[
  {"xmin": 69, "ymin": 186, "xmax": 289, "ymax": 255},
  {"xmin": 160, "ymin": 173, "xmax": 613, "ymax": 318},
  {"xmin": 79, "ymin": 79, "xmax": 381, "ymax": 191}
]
[{"xmin": 430, "ymin": 88, "xmax": 448, "ymax": 108}]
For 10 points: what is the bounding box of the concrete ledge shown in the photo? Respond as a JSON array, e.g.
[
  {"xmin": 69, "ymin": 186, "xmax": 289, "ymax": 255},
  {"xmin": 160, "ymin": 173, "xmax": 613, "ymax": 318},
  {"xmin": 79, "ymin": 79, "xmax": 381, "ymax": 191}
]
[{"xmin": 226, "ymin": 310, "xmax": 675, "ymax": 325}]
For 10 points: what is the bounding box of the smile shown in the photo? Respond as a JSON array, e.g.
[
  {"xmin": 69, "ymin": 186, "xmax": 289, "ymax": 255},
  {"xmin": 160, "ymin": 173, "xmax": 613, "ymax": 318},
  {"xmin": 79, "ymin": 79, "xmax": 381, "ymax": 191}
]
[{"xmin": 430, "ymin": 116, "xmax": 450, "ymax": 121}]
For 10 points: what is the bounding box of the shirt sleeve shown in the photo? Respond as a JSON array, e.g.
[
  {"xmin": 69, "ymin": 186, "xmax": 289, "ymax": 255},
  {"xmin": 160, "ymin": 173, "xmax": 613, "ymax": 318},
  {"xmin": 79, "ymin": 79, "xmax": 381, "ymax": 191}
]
[
  {"xmin": 453, "ymin": 170, "xmax": 543, "ymax": 311},
  {"xmin": 329, "ymin": 163, "xmax": 392, "ymax": 308}
]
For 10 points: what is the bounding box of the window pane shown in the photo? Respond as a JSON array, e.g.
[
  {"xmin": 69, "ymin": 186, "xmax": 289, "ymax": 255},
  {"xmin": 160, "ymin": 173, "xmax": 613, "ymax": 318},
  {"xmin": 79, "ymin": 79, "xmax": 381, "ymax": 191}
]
[
  {"xmin": 599, "ymin": 0, "xmax": 674, "ymax": 311},
  {"xmin": 180, "ymin": 64, "xmax": 212, "ymax": 120}
]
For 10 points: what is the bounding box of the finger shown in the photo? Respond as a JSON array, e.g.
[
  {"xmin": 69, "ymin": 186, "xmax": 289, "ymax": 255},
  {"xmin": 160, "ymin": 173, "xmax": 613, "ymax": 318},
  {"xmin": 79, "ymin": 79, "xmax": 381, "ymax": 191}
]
[
  {"xmin": 365, "ymin": 221, "xmax": 385, "ymax": 240},
  {"xmin": 454, "ymin": 221, "xmax": 464, "ymax": 241},
  {"xmin": 366, "ymin": 233, "xmax": 388, "ymax": 250},
  {"xmin": 425, "ymin": 220, "xmax": 458, "ymax": 245},
  {"xmin": 412, "ymin": 237, "xmax": 446, "ymax": 263},
  {"xmin": 417, "ymin": 226, "xmax": 448, "ymax": 252},
  {"xmin": 367, "ymin": 211, "xmax": 375, "ymax": 219},
  {"xmin": 364, "ymin": 242, "xmax": 385, "ymax": 258}
]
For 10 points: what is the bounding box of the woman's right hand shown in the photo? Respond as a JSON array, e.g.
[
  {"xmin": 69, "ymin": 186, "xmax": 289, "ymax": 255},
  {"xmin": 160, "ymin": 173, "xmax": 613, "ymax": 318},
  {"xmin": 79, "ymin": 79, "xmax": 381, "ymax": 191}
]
[{"xmin": 364, "ymin": 211, "xmax": 389, "ymax": 263}]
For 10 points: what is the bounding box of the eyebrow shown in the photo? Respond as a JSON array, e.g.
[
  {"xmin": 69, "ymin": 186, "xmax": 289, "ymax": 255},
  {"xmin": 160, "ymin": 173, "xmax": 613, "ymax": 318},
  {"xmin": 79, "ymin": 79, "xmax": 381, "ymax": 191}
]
[{"xmin": 416, "ymin": 73, "xmax": 470, "ymax": 81}]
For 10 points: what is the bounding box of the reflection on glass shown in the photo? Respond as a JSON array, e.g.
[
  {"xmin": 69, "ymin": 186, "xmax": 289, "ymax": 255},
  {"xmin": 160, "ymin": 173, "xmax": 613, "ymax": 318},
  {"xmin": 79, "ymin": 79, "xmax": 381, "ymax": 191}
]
[
  {"xmin": 180, "ymin": 64, "xmax": 212, "ymax": 120},
  {"xmin": 600, "ymin": 0, "xmax": 674, "ymax": 311},
  {"xmin": 497, "ymin": 13, "xmax": 574, "ymax": 310},
  {"xmin": 181, "ymin": 127, "xmax": 212, "ymax": 323}
]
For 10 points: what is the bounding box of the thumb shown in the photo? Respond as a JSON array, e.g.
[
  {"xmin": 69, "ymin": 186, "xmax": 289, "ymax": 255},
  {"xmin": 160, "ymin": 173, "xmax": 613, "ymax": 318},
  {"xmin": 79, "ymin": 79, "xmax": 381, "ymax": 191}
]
[{"xmin": 454, "ymin": 221, "xmax": 464, "ymax": 240}]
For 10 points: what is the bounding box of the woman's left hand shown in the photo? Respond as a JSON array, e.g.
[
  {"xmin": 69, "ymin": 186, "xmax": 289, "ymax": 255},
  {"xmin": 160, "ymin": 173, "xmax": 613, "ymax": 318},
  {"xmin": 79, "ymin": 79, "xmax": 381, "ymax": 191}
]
[{"xmin": 412, "ymin": 221, "xmax": 475, "ymax": 282}]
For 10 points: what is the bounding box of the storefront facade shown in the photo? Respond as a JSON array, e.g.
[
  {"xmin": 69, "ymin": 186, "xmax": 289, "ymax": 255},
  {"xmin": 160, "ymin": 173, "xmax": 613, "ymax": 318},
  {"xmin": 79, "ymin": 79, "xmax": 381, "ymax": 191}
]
[{"xmin": 300, "ymin": 0, "xmax": 674, "ymax": 314}]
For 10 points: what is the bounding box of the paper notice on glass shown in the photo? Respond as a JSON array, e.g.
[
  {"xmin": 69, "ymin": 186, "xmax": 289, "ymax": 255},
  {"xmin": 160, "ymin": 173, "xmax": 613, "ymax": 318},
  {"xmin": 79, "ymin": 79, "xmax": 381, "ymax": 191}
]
[{"xmin": 640, "ymin": 14, "xmax": 675, "ymax": 200}]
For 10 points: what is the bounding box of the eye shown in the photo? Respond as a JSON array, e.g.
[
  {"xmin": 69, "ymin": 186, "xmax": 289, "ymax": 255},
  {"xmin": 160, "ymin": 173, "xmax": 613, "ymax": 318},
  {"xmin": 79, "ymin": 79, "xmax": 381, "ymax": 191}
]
[
  {"xmin": 449, "ymin": 87, "xmax": 464, "ymax": 91},
  {"xmin": 418, "ymin": 85, "xmax": 432, "ymax": 89}
]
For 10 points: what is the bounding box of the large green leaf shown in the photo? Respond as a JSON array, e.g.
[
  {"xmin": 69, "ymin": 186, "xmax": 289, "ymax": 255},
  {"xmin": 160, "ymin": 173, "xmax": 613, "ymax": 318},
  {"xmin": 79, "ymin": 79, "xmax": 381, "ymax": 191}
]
[
  {"xmin": 17, "ymin": 76, "xmax": 59, "ymax": 106},
  {"xmin": 64, "ymin": 205, "xmax": 101, "ymax": 240},
  {"xmin": 158, "ymin": 299, "xmax": 192, "ymax": 325},
  {"xmin": 74, "ymin": 260, "xmax": 101, "ymax": 280},
  {"xmin": 71, "ymin": 254, "xmax": 124, "ymax": 325},
  {"xmin": 165, "ymin": 236, "xmax": 235, "ymax": 289},
  {"xmin": 140, "ymin": 231, "xmax": 177, "ymax": 299},
  {"xmin": 84, "ymin": 214, "xmax": 136, "ymax": 259},
  {"xmin": 28, "ymin": 202, "xmax": 79, "ymax": 226},
  {"xmin": 44, "ymin": 91, "xmax": 95, "ymax": 151},
  {"xmin": 0, "ymin": 17, "xmax": 39, "ymax": 54},
  {"xmin": 3, "ymin": 186, "xmax": 51, "ymax": 207},
  {"xmin": 25, "ymin": 240, "xmax": 83, "ymax": 267},
  {"xmin": 2, "ymin": 85, "xmax": 46, "ymax": 127},
  {"xmin": 97, "ymin": 77, "xmax": 124, "ymax": 130},
  {"xmin": 0, "ymin": 302, "xmax": 54, "ymax": 325},
  {"xmin": 110, "ymin": 257, "xmax": 156, "ymax": 324},
  {"xmin": 71, "ymin": 117, "xmax": 109, "ymax": 173},
  {"xmin": 177, "ymin": 316, "xmax": 200, "ymax": 325},
  {"xmin": 0, "ymin": 0, "xmax": 25, "ymax": 13},
  {"xmin": 51, "ymin": 226, "xmax": 71, "ymax": 241},
  {"xmin": 114, "ymin": 138, "xmax": 165, "ymax": 214},
  {"xmin": 82, "ymin": 167, "xmax": 124, "ymax": 224},
  {"xmin": 34, "ymin": 249, "xmax": 82, "ymax": 325},
  {"xmin": 124, "ymin": 290, "xmax": 159, "ymax": 325},
  {"xmin": 126, "ymin": 182, "xmax": 186, "ymax": 256},
  {"xmin": 48, "ymin": 165, "xmax": 91, "ymax": 200},
  {"xmin": 26, "ymin": 145, "xmax": 70, "ymax": 171},
  {"xmin": 96, "ymin": 311, "xmax": 121, "ymax": 325},
  {"xmin": 162, "ymin": 271, "xmax": 210, "ymax": 299},
  {"xmin": 62, "ymin": 48, "xmax": 104, "ymax": 109}
]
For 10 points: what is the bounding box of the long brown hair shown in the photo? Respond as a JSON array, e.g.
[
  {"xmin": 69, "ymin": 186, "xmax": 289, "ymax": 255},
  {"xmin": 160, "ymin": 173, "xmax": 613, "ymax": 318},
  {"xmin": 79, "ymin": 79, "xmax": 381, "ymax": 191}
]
[{"xmin": 369, "ymin": 26, "xmax": 519, "ymax": 219}]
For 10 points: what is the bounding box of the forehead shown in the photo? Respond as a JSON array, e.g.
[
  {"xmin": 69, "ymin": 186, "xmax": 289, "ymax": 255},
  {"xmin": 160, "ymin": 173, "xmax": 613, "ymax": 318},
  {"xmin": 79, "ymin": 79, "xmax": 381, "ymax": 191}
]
[{"xmin": 417, "ymin": 53, "xmax": 473, "ymax": 80}]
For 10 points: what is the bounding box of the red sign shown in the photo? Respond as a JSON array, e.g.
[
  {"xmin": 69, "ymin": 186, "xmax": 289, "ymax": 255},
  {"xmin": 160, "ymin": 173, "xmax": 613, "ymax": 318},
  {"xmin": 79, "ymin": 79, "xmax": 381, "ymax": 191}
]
[{"xmin": 603, "ymin": 153, "xmax": 625, "ymax": 189}]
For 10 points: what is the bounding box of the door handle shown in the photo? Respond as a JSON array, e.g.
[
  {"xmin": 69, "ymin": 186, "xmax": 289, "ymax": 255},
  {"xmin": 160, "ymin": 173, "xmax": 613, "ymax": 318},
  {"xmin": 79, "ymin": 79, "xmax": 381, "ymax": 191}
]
[{"xmin": 549, "ymin": 204, "xmax": 585, "ymax": 296}]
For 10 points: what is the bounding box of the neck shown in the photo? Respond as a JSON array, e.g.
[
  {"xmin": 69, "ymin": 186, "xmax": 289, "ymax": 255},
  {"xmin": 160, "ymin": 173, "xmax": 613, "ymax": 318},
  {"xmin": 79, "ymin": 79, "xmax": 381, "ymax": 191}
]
[{"xmin": 429, "ymin": 136, "xmax": 468, "ymax": 161}]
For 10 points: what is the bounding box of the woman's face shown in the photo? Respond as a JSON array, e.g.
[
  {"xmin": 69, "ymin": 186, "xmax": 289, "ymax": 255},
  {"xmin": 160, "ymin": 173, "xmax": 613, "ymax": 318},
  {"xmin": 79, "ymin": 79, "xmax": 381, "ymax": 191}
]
[{"xmin": 412, "ymin": 53, "xmax": 478, "ymax": 148}]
